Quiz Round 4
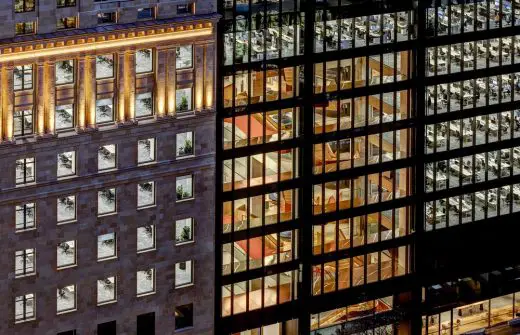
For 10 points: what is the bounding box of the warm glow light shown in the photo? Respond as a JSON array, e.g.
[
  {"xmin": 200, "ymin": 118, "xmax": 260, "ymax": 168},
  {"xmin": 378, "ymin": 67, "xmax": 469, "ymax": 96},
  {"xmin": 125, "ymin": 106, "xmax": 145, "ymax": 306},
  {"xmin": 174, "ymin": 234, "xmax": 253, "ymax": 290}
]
[{"xmin": 0, "ymin": 28, "xmax": 212, "ymax": 64}]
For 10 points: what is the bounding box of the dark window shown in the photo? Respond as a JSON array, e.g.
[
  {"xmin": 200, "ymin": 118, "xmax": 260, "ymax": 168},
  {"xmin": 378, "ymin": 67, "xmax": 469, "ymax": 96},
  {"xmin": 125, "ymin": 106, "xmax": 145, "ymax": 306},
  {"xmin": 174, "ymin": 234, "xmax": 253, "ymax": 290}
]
[
  {"xmin": 176, "ymin": 4, "xmax": 193, "ymax": 15},
  {"xmin": 137, "ymin": 8, "xmax": 153, "ymax": 20},
  {"xmin": 57, "ymin": 331, "xmax": 77, "ymax": 335},
  {"xmin": 97, "ymin": 321, "xmax": 116, "ymax": 335},
  {"xmin": 175, "ymin": 304, "xmax": 193, "ymax": 330},
  {"xmin": 137, "ymin": 312, "xmax": 155, "ymax": 335},
  {"xmin": 97, "ymin": 12, "xmax": 116, "ymax": 24}
]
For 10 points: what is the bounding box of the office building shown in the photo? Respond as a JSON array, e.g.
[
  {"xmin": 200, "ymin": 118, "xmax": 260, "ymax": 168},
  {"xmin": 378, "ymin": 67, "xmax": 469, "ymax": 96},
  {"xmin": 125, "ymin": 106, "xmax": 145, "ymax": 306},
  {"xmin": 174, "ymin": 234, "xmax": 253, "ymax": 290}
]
[
  {"xmin": 216, "ymin": 0, "xmax": 520, "ymax": 334},
  {"xmin": 0, "ymin": 0, "xmax": 217, "ymax": 334}
]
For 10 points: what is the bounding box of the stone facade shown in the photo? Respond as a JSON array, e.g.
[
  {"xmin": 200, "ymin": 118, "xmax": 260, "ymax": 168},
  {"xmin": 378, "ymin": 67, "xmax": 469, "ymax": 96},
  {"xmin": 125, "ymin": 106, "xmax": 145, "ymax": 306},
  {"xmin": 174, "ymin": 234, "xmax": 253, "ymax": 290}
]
[{"xmin": 0, "ymin": 1, "xmax": 217, "ymax": 334}]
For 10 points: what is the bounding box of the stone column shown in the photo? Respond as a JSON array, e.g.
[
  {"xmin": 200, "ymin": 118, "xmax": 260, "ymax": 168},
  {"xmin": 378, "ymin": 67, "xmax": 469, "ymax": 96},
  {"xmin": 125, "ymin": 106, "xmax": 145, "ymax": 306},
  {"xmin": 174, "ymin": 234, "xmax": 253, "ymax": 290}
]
[
  {"xmin": 194, "ymin": 44, "xmax": 204, "ymax": 111},
  {"xmin": 204, "ymin": 43, "xmax": 215, "ymax": 110},
  {"xmin": 3, "ymin": 64, "xmax": 14, "ymax": 141},
  {"xmin": 85, "ymin": 55, "xmax": 97, "ymax": 127},
  {"xmin": 166, "ymin": 48, "xmax": 176, "ymax": 116},
  {"xmin": 76, "ymin": 57, "xmax": 86, "ymax": 130},
  {"xmin": 155, "ymin": 48, "xmax": 168, "ymax": 117},
  {"xmin": 45, "ymin": 60, "xmax": 56, "ymax": 134},
  {"xmin": 125, "ymin": 50, "xmax": 136, "ymax": 122},
  {"xmin": 117, "ymin": 51, "xmax": 126, "ymax": 123},
  {"xmin": 36, "ymin": 61, "xmax": 45, "ymax": 135}
]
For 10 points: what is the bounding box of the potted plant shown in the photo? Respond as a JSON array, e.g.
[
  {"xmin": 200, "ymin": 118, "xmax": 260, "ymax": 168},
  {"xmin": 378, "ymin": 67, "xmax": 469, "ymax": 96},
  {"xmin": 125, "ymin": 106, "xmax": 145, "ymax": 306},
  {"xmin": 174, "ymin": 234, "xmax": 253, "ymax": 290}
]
[{"xmin": 178, "ymin": 95, "xmax": 189, "ymax": 112}]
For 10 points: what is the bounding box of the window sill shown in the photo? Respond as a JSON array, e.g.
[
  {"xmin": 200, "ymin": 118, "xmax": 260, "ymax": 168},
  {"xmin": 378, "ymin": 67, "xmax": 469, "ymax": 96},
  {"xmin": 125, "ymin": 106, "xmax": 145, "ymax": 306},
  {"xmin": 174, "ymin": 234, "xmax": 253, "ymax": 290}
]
[
  {"xmin": 15, "ymin": 227, "xmax": 37, "ymax": 234},
  {"xmin": 137, "ymin": 161, "xmax": 157, "ymax": 167},
  {"xmin": 176, "ymin": 154, "xmax": 196, "ymax": 161},
  {"xmin": 174, "ymin": 326, "xmax": 194, "ymax": 333},
  {"xmin": 15, "ymin": 317, "xmax": 36, "ymax": 324},
  {"xmin": 57, "ymin": 219, "xmax": 77, "ymax": 226},
  {"xmin": 137, "ymin": 204, "xmax": 156, "ymax": 211},
  {"xmin": 175, "ymin": 240, "xmax": 194, "ymax": 247},
  {"xmin": 97, "ymin": 300, "xmax": 117, "ymax": 307},
  {"xmin": 16, "ymin": 182, "xmax": 36, "ymax": 188},
  {"xmin": 97, "ymin": 211, "xmax": 118, "ymax": 218},
  {"xmin": 175, "ymin": 283, "xmax": 194, "ymax": 290},
  {"xmin": 57, "ymin": 308, "xmax": 77, "ymax": 316},
  {"xmin": 176, "ymin": 198, "xmax": 194, "ymax": 203},
  {"xmin": 57, "ymin": 264, "xmax": 77, "ymax": 271},
  {"xmin": 57, "ymin": 175, "xmax": 77, "ymax": 181},
  {"xmin": 15, "ymin": 273, "xmax": 36, "ymax": 279},
  {"xmin": 98, "ymin": 168, "xmax": 118, "ymax": 174},
  {"xmin": 97, "ymin": 256, "xmax": 118, "ymax": 263},
  {"xmin": 137, "ymin": 291, "xmax": 156, "ymax": 298},
  {"xmin": 137, "ymin": 248, "xmax": 156, "ymax": 254}
]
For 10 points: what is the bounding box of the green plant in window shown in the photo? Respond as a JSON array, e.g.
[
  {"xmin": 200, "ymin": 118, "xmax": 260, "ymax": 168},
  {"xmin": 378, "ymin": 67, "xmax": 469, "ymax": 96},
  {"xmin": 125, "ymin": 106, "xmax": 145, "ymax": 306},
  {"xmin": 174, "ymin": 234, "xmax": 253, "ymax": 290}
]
[
  {"xmin": 180, "ymin": 139, "xmax": 193, "ymax": 155},
  {"xmin": 180, "ymin": 225, "xmax": 192, "ymax": 242},
  {"xmin": 178, "ymin": 95, "xmax": 189, "ymax": 112}
]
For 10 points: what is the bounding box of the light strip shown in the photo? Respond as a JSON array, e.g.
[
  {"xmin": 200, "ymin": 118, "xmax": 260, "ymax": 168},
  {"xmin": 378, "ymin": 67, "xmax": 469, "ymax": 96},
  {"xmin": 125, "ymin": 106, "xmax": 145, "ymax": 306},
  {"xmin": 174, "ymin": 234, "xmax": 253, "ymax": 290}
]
[{"xmin": 0, "ymin": 28, "xmax": 212, "ymax": 63}]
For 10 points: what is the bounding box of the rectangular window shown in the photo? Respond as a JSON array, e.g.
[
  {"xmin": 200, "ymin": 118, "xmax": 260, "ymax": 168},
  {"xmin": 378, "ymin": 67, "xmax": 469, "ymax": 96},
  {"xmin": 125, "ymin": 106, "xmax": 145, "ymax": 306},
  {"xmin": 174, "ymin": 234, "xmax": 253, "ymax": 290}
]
[
  {"xmin": 57, "ymin": 151, "xmax": 76, "ymax": 178},
  {"xmin": 57, "ymin": 16, "xmax": 77, "ymax": 30},
  {"xmin": 55, "ymin": 104, "xmax": 74, "ymax": 130},
  {"xmin": 175, "ymin": 304, "xmax": 193, "ymax": 330},
  {"xmin": 97, "ymin": 12, "xmax": 116, "ymax": 25},
  {"xmin": 175, "ymin": 260, "xmax": 193, "ymax": 288},
  {"xmin": 57, "ymin": 195, "xmax": 76, "ymax": 224},
  {"xmin": 176, "ymin": 4, "xmax": 193, "ymax": 15},
  {"xmin": 98, "ymin": 144, "xmax": 117, "ymax": 171},
  {"xmin": 56, "ymin": 285, "xmax": 76, "ymax": 314},
  {"xmin": 15, "ymin": 203, "xmax": 35, "ymax": 231},
  {"xmin": 176, "ymin": 175, "xmax": 193, "ymax": 201},
  {"xmin": 136, "ymin": 49, "xmax": 153, "ymax": 74},
  {"xmin": 97, "ymin": 233, "xmax": 117, "ymax": 260},
  {"xmin": 15, "ymin": 22, "xmax": 35, "ymax": 35},
  {"xmin": 137, "ymin": 269, "xmax": 155, "ymax": 296},
  {"xmin": 137, "ymin": 7, "xmax": 154, "ymax": 20},
  {"xmin": 57, "ymin": 241, "xmax": 76, "ymax": 269},
  {"xmin": 135, "ymin": 92, "xmax": 154, "ymax": 117},
  {"xmin": 137, "ymin": 225, "xmax": 155, "ymax": 253},
  {"xmin": 97, "ymin": 276, "xmax": 117, "ymax": 305},
  {"xmin": 15, "ymin": 248, "xmax": 35, "ymax": 277},
  {"xmin": 14, "ymin": 65, "xmax": 33, "ymax": 91},
  {"xmin": 176, "ymin": 46, "xmax": 193, "ymax": 69},
  {"xmin": 57, "ymin": 0, "xmax": 76, "ymax": 7},
  {"xmin": 14, "ymin": 0, "xmax": 35, "ymax": 13},
  {"xmin": 137, "ymin": 181, "xmax": 155, "ymax": 208},
  {"xmin": 175, "ymin": 218, "xmax": 194, "ymax": 245},
  {"xmin": 55, "ymin": 60, "xmax": 74, "ymax": 85},
  {"xmin": 96, "ymin": 98, "xmax": 114, "ymax": 124},
  {"xmin": 14, "ymin": 110, "xmax": 33, "ymax": 136},
  {"xmin": 175, "ymin": 88, "xmax": 192, "ymax": 112},
  {"xmin": 16, "ymin": 157, "xmax": 35, "ymax": 185},
  {"xmin": 96, "ymin": 55, "xmax": 114, "ymax": 79},
  {"xmin": 137, "ymin": 138, "xmax": 156, "ymax": 165},
  {"xmin": 176, "ymin": 132, "xmax": 194, "ymax": 157},
  {"xmin": 15, "ymin": 294, "xmax": 35, "ymax": 323},
  {"xmin": 98, "ymin": 188, "xmax": 117, "ymax": 215}
]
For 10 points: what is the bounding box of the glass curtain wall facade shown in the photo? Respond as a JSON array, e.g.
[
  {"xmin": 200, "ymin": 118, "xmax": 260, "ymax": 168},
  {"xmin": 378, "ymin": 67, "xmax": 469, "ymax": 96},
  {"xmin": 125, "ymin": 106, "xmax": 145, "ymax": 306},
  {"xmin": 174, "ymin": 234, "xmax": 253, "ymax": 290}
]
[{"xmin": 217, "ymin": 0, "xmax": 520, "ymax": 334}]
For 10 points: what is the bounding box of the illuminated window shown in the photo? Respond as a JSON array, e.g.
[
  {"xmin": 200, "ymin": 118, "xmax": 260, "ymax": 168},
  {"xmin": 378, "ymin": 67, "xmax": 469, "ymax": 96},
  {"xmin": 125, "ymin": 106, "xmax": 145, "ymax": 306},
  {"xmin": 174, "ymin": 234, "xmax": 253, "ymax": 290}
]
[
  {"xmin": 176, "ymin": 88, "xmax": 192, "ymax": 112},
  {"xmin": 176, "ymin": 131, "xmax": 194, "ymax": 157},
  {"xmin": 15, "ymin": 248, "xmax": 35, "ymax": 277},
  {"xmin": 15, "ymin": 203, "xmax": 35, "ymax": 231},
  {"xmin": 176, "ymin": 46, "xmax": 193, "ymax": 69},
  {"xmin": 57, "ymin": 0, "xmax": 75, "ymax": 7},
  {"xmin": 97, "ymin": 12, "xmax": 116, "ymax": 25},
  {"xmin": 175, "ymin": 260, "xmax": 193, "ymax": 287},
  {"xmin": 14, "ymin": 0, "xmax": 35, "ymax": 13},
  {"xmin": 137, "ymin": 138, "xmax": 156, "ymax": 165},
  {"xmin": 176, "ymin": 175, "xmax": 193, "ymax": 201},
  {"xmin": 16, "ymin": 157, "xmax": 35, "ymax": 185},
  {"xmin": 56, "ymin": 285, "xmax": 76, "ymax": 314},
  {"xmin": 137, "ymin": 269, "xmax": 155, "ymax": 296},
  {"xmin": 14, "ymin": 65, "xmax": 33, "ymax": 91},
  {"xmin": 95, "ymin": 98, "xmax": 114, "ymax": 124},
  {"xmin": 98, "ymin": 144, "xmax": 117, "ymax": 171},
  {"xmin": 97, "ymin": 276, "xmax": 116, "ymax": 305},
  {"xmin": 175, "ymin": 304, "xmax": 193, "ymax": 330},
  {"xmin": 137, "ymin": 7, "xmax": 154, "ymax": 20},
  {"xmin": 135, "ymin": 92, "xmax": 154, "ymax": 117},
  {"xmin": 95, "ymin": 55, "xmax": 114, "ymax": 79},
  {"xmin": 136, "ymin": 49, "xmax": 153, "ymax": 74},
  {"xmin": 55, "ymin": 60, "xmax": 74, "ymax": 85},
  {"xmin": 98, "ymin": 188, "xmax": 117, "ymax": 215},
  {"xmin": 137, "ymin": 181, "xmax": 155, "ymax": 208},
  {"xmin": 57, "ymin": 16, "xmax": 77, "ymax": 30},
  {"xmin": 57, "ymin": 241, "xmax": 76, "ymax": 269},
  {"xmin": 57, "ymin": 151, "xmax": 76, "ymax": 178},
  {"xmin": 97, "ymin": 233, "xmax": 117, "ymax": 260},
  {"xmin": 15, "ymin": 22, "xmax": 35, "ymax": 35},
  {"xmin": 57, "ymin": 195, "xmax": 76, "ymax": 224},
  {"xmin": 14, "ymin": 110, "xmax": 33, "ymax": 136},
  {"xmin": 137, "ymin": 225, "xmax": 155, "ymax": 252},
  {"xmin": 55, "ymin": 104, "xmax": 74, "ymax": 130},
  {"xmin": 175, "ymin": 218, "xmax": 194, "ymax": 245},
  {"xmin": 15, "ymin": 294, "xmax": 35, "ymax": 323}
]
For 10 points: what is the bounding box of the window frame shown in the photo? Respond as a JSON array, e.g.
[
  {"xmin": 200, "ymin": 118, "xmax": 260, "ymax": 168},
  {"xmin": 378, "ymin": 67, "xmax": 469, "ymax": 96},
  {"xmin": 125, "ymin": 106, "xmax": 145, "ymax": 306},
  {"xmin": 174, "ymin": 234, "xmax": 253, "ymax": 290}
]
[{"xmin": 15, "ymin": 248, "xmax": 36, "ymax": 277}]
